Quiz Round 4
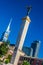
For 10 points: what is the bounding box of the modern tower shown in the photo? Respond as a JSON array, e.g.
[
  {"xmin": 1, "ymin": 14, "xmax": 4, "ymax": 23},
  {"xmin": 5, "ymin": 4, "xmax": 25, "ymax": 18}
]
[
  {"xmin": 2, "ymin": 18, "xmax": 12, "ymax": 42},
  {"xmin": 22, "ymin": 46, "xmax": 33, "ymax": 57},
  {"xmin": 31, "ymin": 40, "xmax": 41, "ymax": 57},
  {"xmin": 10, "ymin": 6, "xmax": 31, "ymax": 65}
]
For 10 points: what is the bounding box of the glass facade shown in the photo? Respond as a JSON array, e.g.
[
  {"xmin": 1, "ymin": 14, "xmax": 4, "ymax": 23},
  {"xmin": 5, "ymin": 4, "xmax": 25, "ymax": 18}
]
[
  {"xmin": 22, "ymin": 47, "xmax": 33, "ymax": 56},
  {"xmin": 31, "ymin": 40, "xmax": 40, "ymax": 57}
]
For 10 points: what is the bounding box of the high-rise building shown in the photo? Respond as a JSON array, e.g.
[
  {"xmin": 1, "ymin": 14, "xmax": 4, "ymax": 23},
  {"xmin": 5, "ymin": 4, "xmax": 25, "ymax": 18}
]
[
  {"xmin": 31, "ymin": 40, "xmax": 41, "ymax": 57},
  {"xmin": 2, "ymin": 18, "xmax": 12, "ymax": 42},
  {"xmin": 22, "ymin": 46, "xmax": 33, "ymax": 57}
]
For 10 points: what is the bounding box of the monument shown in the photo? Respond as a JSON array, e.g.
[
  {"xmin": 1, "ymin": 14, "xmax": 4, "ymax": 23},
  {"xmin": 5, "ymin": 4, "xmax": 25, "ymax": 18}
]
[{"xmin": 11, "ymin": 6, "xmax": 31, "ymax": 65}]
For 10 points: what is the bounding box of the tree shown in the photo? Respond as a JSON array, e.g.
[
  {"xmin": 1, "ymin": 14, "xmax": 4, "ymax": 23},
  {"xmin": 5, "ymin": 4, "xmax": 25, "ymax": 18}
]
[
  {"xmin": 0, "ymin": 41, "xmax": 10, "ymax": 57},
  {"xmin": 22, "ymin": 60, "xmax": 30, "ymax": 65},
  {"xmin": 7, "ymin": 55, "xmax": 12, "ymax": 62},
  {"xmin": 5, "ymin": 59, "xmax": 9, "ymax": 64}
]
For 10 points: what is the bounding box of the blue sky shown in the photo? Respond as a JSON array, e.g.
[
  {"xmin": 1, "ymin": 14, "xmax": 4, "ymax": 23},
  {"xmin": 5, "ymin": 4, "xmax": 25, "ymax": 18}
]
[{"xmin": 0, "ymin": 0, "xmax": 43, "ymax": 58}]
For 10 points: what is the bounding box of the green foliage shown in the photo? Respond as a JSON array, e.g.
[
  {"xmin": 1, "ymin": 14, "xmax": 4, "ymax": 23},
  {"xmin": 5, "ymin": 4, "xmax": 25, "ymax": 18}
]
[
  {"xmin": 0, "ymin": 61, "xmax": 1, "ymax": 64},
  {"xmin": 4, "ymin": 55, "xmax": 12, "ymax": 64},
  {"xmin": 0, "ymin": 41, "xmax": 10, "ymax": 57},
  {"xmin": 7, "ymin": 55, "xmax": 12, "ymax": 62},
  {"xmin": 5, "ymin": 59, "xmax": 9, "ymax": 64},
  {"xmin": 0, "ymin": 54, "xmax": 2, "ymax": 57},
  {"xmin": 22, "ymin": 60, "xmax": 30, "ymax": 65}
]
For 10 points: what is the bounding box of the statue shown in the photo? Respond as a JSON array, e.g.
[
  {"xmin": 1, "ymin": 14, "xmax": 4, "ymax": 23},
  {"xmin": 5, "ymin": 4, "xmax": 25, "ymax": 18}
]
[{"xmin": 26, "ymin": 6, "xmax": 32, "ymax": 15}]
